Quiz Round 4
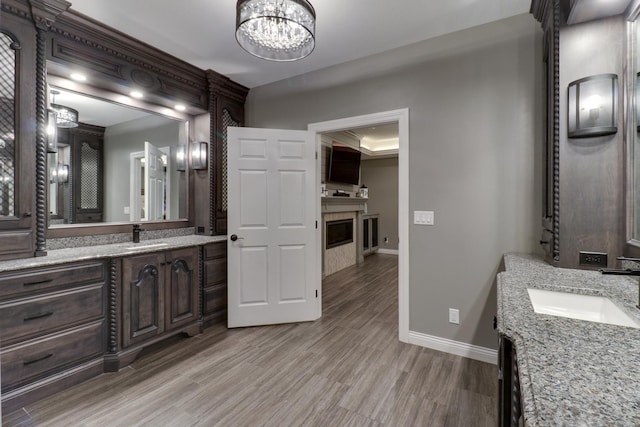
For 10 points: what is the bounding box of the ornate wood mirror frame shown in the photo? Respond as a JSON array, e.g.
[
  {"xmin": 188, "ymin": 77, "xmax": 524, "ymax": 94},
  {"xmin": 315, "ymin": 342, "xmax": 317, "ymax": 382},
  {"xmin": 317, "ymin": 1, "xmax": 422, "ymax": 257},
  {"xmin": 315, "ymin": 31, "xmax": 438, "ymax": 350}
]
[{"xmin": 1, "ymin": 0, "xmax": 248, "ymax": 255}]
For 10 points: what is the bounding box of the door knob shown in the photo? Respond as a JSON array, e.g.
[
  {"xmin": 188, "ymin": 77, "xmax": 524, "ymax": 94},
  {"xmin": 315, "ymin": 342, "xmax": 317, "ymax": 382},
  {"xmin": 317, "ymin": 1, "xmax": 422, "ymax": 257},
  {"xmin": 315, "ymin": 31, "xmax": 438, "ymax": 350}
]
[{"xmin": 230, "ymin": 234, "xmax": 244, "ymax": 241}]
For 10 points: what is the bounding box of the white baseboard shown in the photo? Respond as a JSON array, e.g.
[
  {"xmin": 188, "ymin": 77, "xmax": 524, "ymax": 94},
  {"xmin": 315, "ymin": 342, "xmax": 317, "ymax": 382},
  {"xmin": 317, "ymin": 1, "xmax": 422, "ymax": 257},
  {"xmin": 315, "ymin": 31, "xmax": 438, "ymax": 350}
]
[
  {"xmin": 408, "ymin": 331, "xmax": 497, "ymax": 365},
  {"xmin": 377, "ymin": 248, "xmax": 399, "ymax": 255}
]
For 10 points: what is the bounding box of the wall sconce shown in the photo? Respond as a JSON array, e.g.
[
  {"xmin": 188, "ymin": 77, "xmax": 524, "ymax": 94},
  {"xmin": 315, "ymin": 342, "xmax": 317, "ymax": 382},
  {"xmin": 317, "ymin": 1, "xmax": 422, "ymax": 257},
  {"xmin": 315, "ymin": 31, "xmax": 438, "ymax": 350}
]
[
  {"xmin": 50, "ymin": 163, "xmax": 69, "ymax": 184},
  {"xmin": 190, "ymin": 141, "xmax": 208, "ymax": 170},
  {"xmin": 46, "ymin": 109, "xmax": 58, "ymax": 153},
  {"xmin": 568, "ymin": 73, "xmax": 618, "ymax": 138},
  {"xmin": 634, "ymin": 73, "xmax": 640, "ymax": 132},
  {"xmin": 175, "ymin": 144, "xmax": 186, "ymax": 172}
]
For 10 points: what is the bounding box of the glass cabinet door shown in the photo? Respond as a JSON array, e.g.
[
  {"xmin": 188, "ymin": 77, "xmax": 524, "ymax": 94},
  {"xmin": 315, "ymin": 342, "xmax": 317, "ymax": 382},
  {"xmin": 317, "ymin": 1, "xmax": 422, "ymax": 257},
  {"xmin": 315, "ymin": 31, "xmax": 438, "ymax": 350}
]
[{"xmin": 0, "ymin": 32, "xmax": 17, "ymax": 219}]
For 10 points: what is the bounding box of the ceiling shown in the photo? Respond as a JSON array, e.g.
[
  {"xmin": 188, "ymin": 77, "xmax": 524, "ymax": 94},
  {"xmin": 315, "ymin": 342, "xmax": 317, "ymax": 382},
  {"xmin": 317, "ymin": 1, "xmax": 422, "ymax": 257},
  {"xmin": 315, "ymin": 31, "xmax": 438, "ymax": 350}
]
[{"xmin": 67, "ymin": 0, "xmax": 531, "ymax": 89}]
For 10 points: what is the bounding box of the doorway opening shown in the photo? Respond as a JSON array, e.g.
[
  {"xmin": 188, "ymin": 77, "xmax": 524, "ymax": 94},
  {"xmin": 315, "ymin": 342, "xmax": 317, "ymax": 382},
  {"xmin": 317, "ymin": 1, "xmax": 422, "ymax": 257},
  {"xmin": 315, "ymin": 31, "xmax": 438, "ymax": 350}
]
[{"xmin": 308, "ymin": 108, "xmax": 409, "ymax": 342}]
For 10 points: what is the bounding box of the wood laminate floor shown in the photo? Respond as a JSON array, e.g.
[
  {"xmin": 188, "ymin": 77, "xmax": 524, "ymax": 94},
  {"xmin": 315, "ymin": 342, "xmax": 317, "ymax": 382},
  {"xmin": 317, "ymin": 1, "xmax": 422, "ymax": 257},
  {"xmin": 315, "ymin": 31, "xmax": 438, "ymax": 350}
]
[{"xmin": 4, "ymin": 254, "xmax": 497, "ymax": 427}]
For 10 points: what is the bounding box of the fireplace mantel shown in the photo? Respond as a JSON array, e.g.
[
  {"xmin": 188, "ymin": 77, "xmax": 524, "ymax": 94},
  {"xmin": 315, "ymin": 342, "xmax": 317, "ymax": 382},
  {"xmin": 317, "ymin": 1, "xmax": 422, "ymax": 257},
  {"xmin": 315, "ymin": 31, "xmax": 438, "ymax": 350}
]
[{"xmin": 321, "ymin": 197, "xmax": 367, "ymax": 214}]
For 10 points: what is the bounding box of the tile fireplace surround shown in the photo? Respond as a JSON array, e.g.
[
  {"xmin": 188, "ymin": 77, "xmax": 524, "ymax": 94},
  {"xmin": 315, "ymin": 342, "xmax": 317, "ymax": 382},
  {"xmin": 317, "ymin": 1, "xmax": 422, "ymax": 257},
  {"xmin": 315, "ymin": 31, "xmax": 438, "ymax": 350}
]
[{"xmin": 321, "ymin": 197, "xmax": 367, "ymax": 276}]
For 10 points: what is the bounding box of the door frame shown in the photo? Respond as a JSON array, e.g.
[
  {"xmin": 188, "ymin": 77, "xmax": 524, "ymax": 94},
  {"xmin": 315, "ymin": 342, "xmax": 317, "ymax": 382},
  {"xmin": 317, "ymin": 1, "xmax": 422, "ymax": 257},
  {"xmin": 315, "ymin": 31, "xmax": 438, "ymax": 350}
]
[{"xmin": 308, "ymin": 108, "xmax": 410, "ymax": 343}]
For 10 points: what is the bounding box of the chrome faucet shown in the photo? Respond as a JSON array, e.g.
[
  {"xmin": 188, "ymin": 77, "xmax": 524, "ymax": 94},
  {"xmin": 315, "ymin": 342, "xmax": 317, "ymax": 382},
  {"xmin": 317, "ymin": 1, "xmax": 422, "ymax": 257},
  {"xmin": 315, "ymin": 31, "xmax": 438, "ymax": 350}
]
[
  {"xmin": 132, "ymin": 224, "xmax": 143, "ymax": 243},
  {"xmin": 600, "ymin": 256, "xmax": 640, "ymax": 308}
]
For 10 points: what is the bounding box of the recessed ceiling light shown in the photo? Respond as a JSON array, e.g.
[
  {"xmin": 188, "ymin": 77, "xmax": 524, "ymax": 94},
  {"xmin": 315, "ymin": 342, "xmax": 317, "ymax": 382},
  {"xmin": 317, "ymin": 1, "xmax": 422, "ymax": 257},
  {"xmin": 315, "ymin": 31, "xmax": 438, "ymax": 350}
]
[
  {"xmin": 70, "ymin": 73, "xmax": 87, "ymax": 82},
  {"xmin": 175, "ymin": 104, "xmax": 186, "ymax": 112},
  {"xmin": 130, "ymin": 91, "xmax": 144, "ymax": 99}
]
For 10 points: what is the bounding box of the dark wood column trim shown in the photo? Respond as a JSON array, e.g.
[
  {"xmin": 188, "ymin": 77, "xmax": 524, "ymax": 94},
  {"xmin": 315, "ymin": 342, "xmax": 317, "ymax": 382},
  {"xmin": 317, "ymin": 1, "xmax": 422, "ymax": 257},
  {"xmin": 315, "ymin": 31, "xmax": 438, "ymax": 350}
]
[{"xmin": 29, "ymin": 0, "xmax": 71, "ymax": 256}]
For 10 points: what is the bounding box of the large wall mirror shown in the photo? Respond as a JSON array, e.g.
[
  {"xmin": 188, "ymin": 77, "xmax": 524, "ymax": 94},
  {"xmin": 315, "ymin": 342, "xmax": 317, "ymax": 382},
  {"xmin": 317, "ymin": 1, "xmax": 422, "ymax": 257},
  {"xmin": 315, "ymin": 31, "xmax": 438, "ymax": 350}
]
[
  {"xmin": 628, "ymin": 5, "xmax": 640, "ymax": 252},
  {"xmin": 46, "ymin": 73, "xmax": 190, "ymax": 230}
]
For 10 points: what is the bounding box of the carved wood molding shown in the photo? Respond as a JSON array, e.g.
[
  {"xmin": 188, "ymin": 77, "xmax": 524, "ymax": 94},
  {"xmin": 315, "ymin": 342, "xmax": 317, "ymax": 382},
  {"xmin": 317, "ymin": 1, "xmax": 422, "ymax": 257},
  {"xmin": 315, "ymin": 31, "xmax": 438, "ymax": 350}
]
[
  {"xmin": 108, "ymin": 259, "xmax": 118, "ymax": 353},
  {"xmin": 552, "ymin": 3, "xmax": 560, "ymax": 262},
  {"xmin": 45, "ymin": 8, "xmax": 250, "ymax": 112},
  {"xmin": 207, "ymin": 70, "xmax": 249, "ymax": 105},
  {"xmin": 48, "ymin": 19, "xmax": 208, "ymax": 111},
  {"xmin": 208, "ymin": 88, "xmax": 217, "ymax": 236},
  {"xmin": 531, "ymin": 0, "xmax": 552, "ymax": 24},
  {"xmin": 1, "ymin": 0, "xmax": 33, "ymax": 21},
  {"xmin": 198, "ymin": 247, "xmax": 204, "ymax": 321},
  {"xmin": 28, "ymin": 0, "xmax": 70, "ymax": 30},
  {"xmin": 532, "ymin": 0, "xmax": 561, "ymax": 263},
  {"xmin": 34, "ymin": 27, "xmax": 48, "ymax": 255}
]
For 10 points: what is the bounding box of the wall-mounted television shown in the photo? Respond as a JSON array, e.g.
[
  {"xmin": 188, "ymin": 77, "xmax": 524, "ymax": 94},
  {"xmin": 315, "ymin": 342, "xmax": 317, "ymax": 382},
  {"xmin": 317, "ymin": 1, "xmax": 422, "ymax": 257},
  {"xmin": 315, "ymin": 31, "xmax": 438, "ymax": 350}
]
[{"xmin": 328, "ymin": 144, "xmax": 361, "ymax": 185}]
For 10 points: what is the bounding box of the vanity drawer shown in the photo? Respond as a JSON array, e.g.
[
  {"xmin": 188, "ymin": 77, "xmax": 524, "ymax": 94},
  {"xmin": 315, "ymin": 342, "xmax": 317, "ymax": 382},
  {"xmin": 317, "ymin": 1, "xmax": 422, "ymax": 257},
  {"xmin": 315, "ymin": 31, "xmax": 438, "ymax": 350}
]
[
  {"xmin": 0, "ymin": 262, "xmax": 105, "ymax": 299},
  {"xmin": 203, "ymin": 242, "xmax": 226, "ymax": 260},
  {"xmin": 1, "ymin": 320, "xmax": 104, "ymax": 389},
  {"xmin": 204, "ymin": 257, "xmax": 227, "ymax": 287},
  {"xmin": 204, "ymin": 283, "xmax": 227, "ymax": 315},
  {"xmin": 0, "ymin": 284, "xmax": 104, "ymax": 344}
]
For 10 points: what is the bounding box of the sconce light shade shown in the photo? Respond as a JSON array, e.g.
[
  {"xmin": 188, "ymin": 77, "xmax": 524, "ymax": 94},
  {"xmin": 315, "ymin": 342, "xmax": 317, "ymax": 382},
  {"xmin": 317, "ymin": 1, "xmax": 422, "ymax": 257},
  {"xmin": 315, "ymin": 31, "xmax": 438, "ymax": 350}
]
[
  {"xmin": 568, "ymin": 73, "xmax": 618, "ymax": 138},
  {"xmin": 190, "ymin": 141, "xmax": 208, "ymax": 170},
  {"xmin": 50, "ymin": 163, "xmax": 69, "ymax": 184},
  {"xmin": 46, "ymin": 109, "xmax": 58, "ymax": 153},
  {"xmin": 175, "ymin": 144, "xmax": 186, "ymax": 172}
]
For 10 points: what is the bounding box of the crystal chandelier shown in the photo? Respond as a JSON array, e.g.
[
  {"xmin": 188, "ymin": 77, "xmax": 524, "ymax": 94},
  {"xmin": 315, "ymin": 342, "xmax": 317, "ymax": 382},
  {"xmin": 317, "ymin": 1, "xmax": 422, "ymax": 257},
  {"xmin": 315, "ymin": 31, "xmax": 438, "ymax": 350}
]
[
  {"xmin": 235, "ymin": 0, "xmax": 316, "ymax": 61},
  {"xmin": 50, "ymin": 90, "xmax": 79, "ymax": 128}
]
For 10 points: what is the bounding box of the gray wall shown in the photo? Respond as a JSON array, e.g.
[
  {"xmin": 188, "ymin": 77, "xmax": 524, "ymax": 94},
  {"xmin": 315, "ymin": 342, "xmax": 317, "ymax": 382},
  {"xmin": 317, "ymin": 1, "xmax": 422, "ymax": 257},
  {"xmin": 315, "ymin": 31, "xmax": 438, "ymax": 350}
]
[
  {"xmin": 360, "ymin": 158, "xmax": 399, "ymax": 251},
  {"xmin": 245, "ymin": 14, "xmax": 542, "ymax": 350},
  {"xmin": 103, "ymin": 116, "xmax": 182, "ymax": 222}
]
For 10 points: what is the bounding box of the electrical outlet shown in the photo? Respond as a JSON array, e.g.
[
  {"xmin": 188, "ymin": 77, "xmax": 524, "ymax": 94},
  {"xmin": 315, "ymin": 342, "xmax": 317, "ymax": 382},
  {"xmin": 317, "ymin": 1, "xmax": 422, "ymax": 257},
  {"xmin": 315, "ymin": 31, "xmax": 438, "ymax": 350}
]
[
  {"xmin": 579, "ymin": 251, "xmax": 607, "ymax": 267},
  {"xmin": 449, "ymin": 308, "xmax": 459, "ymax": 325}
]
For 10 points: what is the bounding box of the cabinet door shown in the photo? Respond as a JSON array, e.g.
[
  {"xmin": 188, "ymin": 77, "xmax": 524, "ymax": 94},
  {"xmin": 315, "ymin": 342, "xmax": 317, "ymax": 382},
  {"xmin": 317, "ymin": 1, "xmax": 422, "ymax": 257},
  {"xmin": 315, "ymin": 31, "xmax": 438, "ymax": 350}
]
[
  {"xmin": 371, "ymin": 217, "xmax": 379, "ymax": 248},
  {"xmin": 0, "ymin": 14, "xmax": 37, "ymax": 260},
  {"xmin": 214, "ymin": 99, "xmax": 244, "ymax": 235},
  {"xmin": 72, "ymin": 126, "xmax": 104, "ymax": 223},
  {"xmin": 165, "ymin": 247, "xmax": 199, "ymax": 330},
  {"xmin": 363, "ymin": 218, "xmax": 370, "ymax": 251},
  {"xmin": 122, "ymin": 253, "xmax": 165, "ymax": 348}
]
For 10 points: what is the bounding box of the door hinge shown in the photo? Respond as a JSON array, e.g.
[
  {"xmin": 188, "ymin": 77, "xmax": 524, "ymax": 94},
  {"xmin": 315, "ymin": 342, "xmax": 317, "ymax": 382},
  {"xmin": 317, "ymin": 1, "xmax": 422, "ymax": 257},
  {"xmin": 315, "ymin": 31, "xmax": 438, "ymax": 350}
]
[
  {"xmin": 315, "ymin": 151, "xmax": 318, "ymax": 159},
  {"xmin": 315, "ymin": 220, "xmax": 318, "ymax": 229},
  {"xmin": 315, "ymin": 290, "xmax": 318, "ymax": 298}
]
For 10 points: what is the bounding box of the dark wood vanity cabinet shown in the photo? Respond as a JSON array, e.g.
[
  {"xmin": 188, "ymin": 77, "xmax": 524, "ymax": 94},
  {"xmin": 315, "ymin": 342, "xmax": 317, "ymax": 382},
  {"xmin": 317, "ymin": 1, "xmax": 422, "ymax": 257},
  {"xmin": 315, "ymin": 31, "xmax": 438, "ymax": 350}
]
[
  {"xmin": 121, "ymin": 252, "xmax": 166, "ymax": 347},
  {"xmin": 202, "ymin": 241, "xmax": 228, "ymax": 326},
  {"xmin": 0, "ymin": 261, "xmax": 107, "ymax": 413},
  {"xmin": 498, "ymin": 336, "xmax": 523, "ymax": 427},
  {"xmin": 114, "ymin": 247, "xmax": 201, "ymax": 368}
]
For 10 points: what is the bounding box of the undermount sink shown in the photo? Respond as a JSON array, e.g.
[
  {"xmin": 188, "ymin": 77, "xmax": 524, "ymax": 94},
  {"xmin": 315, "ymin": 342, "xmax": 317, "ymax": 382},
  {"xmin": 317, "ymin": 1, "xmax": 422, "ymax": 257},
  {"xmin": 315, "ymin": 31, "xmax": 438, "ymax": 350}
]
[
  {"xmin": 123, "ymin": 242, "xmax": 169, "ymax": 251},
  {"xmin": 527, "ymin": 288, "xmax": 640, "ymax": 328}
]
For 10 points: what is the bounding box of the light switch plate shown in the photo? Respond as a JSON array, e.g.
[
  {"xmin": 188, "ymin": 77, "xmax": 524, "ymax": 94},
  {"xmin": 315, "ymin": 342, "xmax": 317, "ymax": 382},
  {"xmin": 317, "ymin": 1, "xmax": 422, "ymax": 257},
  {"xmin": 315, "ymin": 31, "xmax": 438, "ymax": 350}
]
[{"xmin": 414, "ymin": 210, "xmax": 434, "ymax": 225}]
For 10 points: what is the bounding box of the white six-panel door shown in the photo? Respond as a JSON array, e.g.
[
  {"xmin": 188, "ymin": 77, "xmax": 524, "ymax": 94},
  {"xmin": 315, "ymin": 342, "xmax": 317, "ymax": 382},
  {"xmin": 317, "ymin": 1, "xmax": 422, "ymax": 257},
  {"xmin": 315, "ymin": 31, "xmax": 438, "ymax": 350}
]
[
  {"xmin": 227, "ymin": 127, "xmax": 319, "ymax": 328},
  {"xmin": 144, "ymin": 141, "xmax": 165, "ymax": 221}
]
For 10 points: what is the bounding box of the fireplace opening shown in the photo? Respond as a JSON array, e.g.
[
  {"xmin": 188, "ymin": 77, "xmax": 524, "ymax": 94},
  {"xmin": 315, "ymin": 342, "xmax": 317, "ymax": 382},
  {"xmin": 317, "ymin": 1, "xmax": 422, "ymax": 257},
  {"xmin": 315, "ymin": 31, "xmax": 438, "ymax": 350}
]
[{"xmin": 326, "ymin": 219, "xmax": 354, "ymax": 249}]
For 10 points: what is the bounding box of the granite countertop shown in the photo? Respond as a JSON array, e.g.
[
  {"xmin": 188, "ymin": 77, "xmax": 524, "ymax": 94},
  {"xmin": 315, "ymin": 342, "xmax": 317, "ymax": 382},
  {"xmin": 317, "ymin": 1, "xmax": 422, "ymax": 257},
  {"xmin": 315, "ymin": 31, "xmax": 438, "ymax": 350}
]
[
  {"xmin": 0, "ymin": 235, "xmax": 227, "ymax": 273},
  {"xmin": 497, "ymin": 253, "xmax": 640, "ymax": 426}
]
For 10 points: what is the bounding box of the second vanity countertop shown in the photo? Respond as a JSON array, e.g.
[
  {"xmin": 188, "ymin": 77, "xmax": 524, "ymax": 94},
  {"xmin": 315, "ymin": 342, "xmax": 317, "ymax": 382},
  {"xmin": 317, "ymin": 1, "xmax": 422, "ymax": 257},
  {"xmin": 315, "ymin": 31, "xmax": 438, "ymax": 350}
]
[
  {"xmin": 0, "ymin": 235, "xmax": 227, "ymax": 273},
  {"xmin": 498, "ymin": 253, "xmax": 640, "ymax": 426}
]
